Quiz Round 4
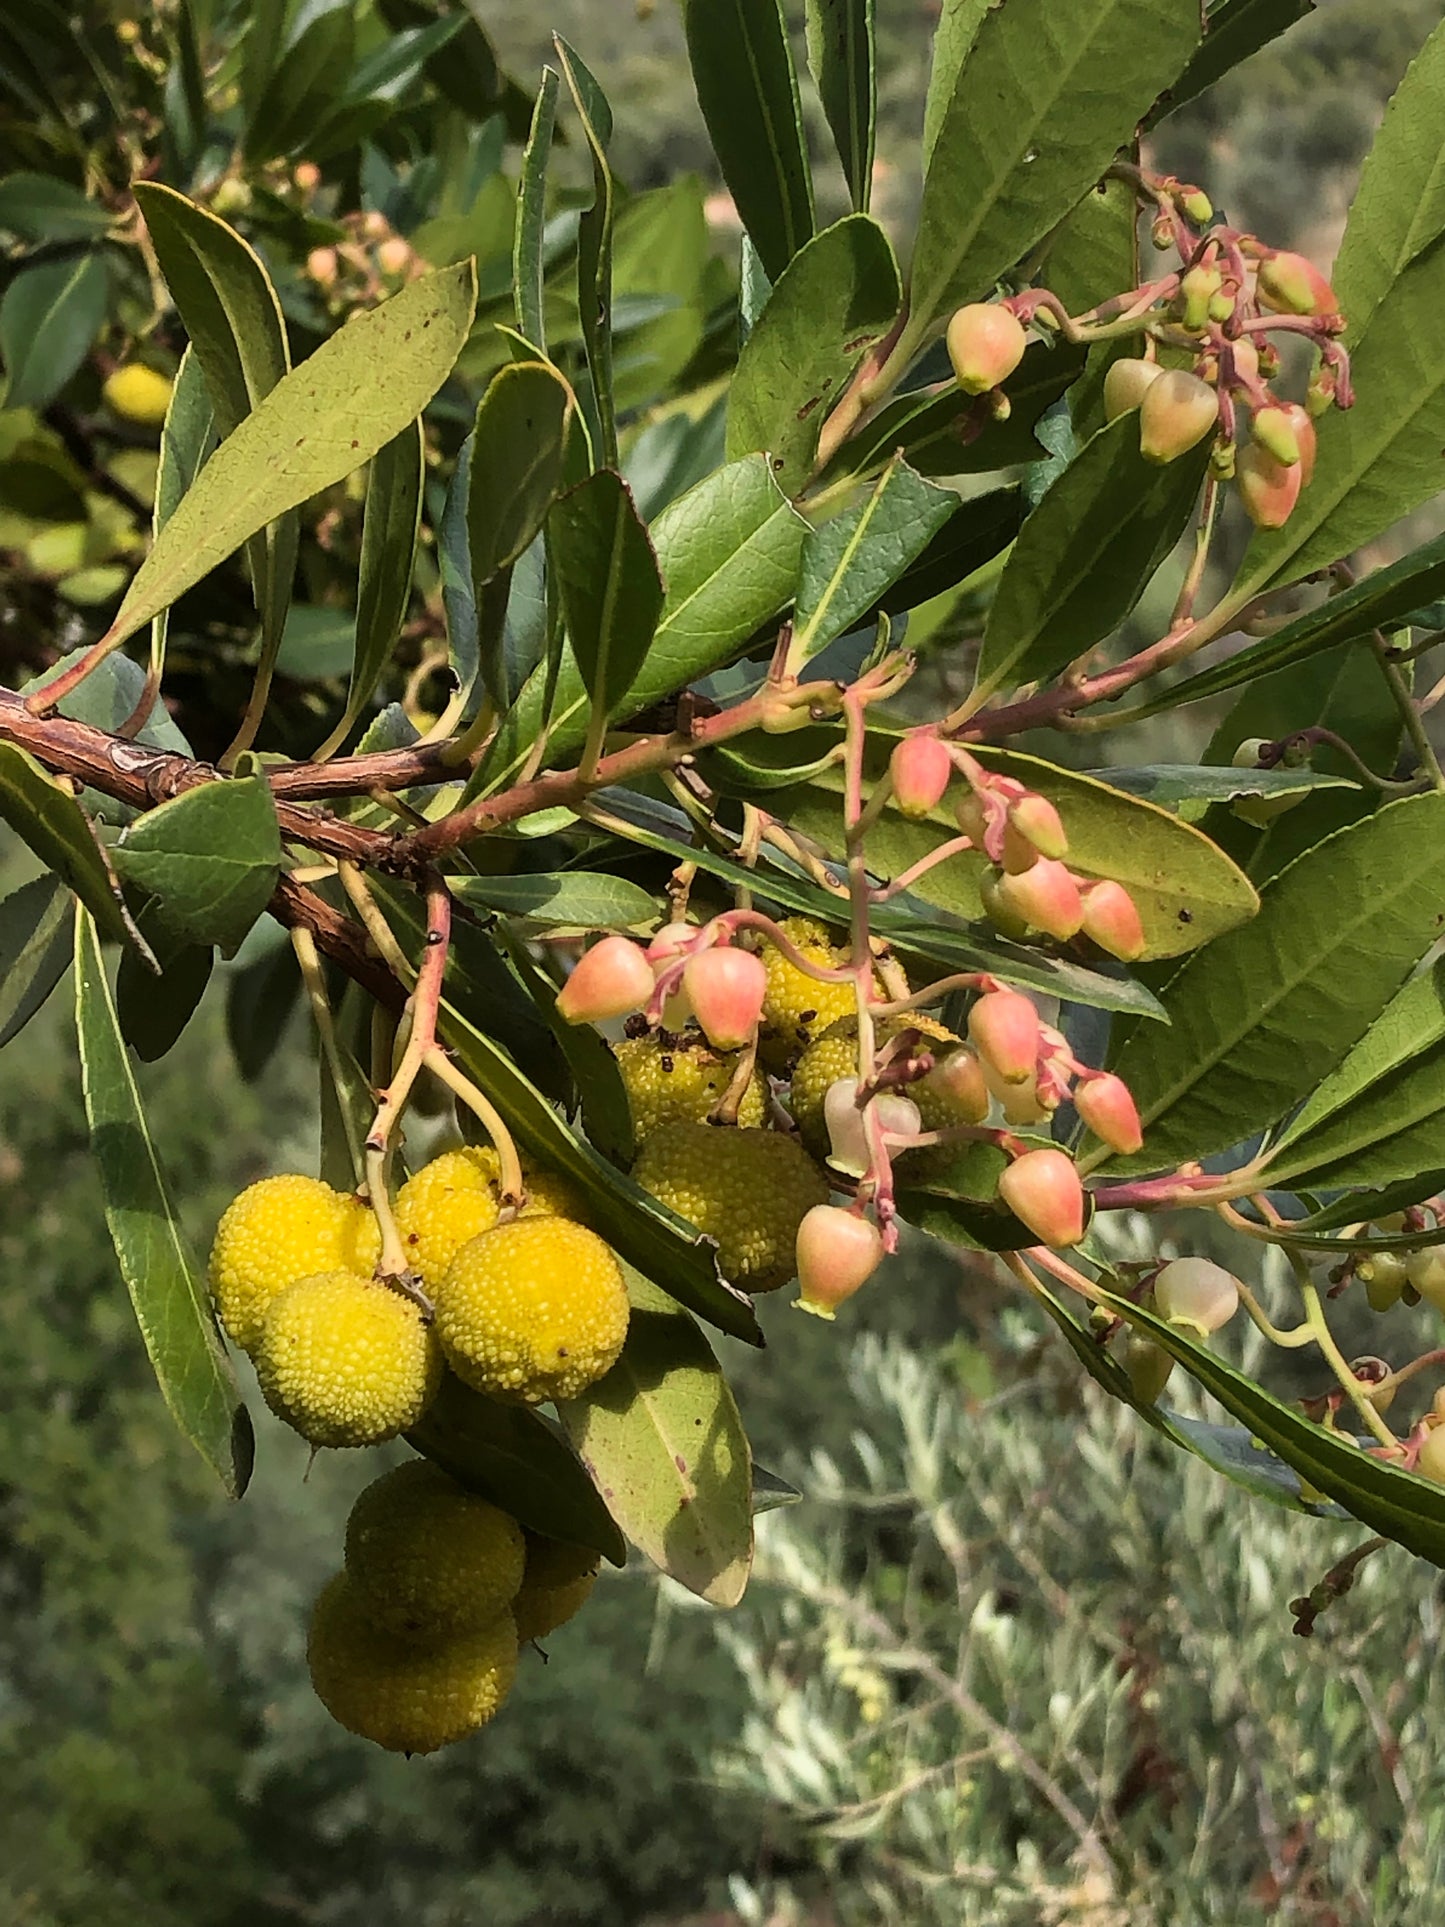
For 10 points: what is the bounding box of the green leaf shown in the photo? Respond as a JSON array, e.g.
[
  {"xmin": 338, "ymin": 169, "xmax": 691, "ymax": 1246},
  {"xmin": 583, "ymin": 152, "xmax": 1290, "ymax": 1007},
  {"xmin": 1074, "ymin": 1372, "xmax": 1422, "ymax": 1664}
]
[
  {"xmin": 1099, "ymin": 793, "xmax": 1445, "ymax": 1175},
  {"xmin": 0, "ymin": 872, "xmax": 73, "ymax": 1047},
  {"xmin": 407, "ymin": 1373, "xmax": 628, "ymax": 1567},
  {"xmin": 150, "ymin": 346, "xmax": 216, "ymax": 682},
  {"xmin": 243, "ymin": 0, "xmax": 353, "ymax": 161},
  {"xmin": 1099, "ymin": 764, "xmax": 1355, "ymax": 807},
  {"xmin": 751, "ymin": 1463, "xmax": 803, "ymax": 1513},
  {"xmin": 1093, "ymin": 1278, "xmax": 1445, "ymax": 1566},
  {"xmin": 1132, "ymin": 528, "xmax": 1445, "ymax": 714},
  {"xmin": 0, "ymin": 742, "xmax": 132, "ymax": 944},
  {"xmin": 1148, "ymin": 0, "xmax": 1314, "ymax": 126},
  {"xmin": 976, "ymin": 417, "xmax": 1209, "ymax": 698},
  {"xmin": 1331, "ymin": 15, "xmax": 1445, "ymax": 340},
  {"xmin": 74, "ymin": 910, "xmax": 252, "ymax": 1499},
  {"xmin": 555, "ymin": 36, "xmax": 617, "ymax": 467},
  {"xmin": 1043, "ymin": 178, "xmax": 1141, "ymax": 321},
  {"xmin": 875, "ymin": 490, "xmax": 1022, "ymax": 620},
  {"xmin": 499, "ymin": 931, "xmax": 635, "ymax": 1169},
  {"xmin": 681, "ymin": 0, "xmax": 815, "ymax": 283},
  {"xmin": 318, "ymin": 418, "xmax": 423, "ymax": 755},
  {"xmin": 438, "ymin": 428, "xmax": 479, "ymax": 703},
  {"xmin": 922, "ymin": 0, "xmax": 990, "ymax": 169},
  {"xmin": 902, "ymin": 0, "xmax": 1198, "ymax": 354},
  {"xmin": 100, "ymin": 262, "xmax": 477, "ymax": 651},
  {"xmin": 476, "ymin": 455, "xmax": 805, "ymax": 792},
  {"xmin": 116, "ymin": 925, "xmax": 212, "ymax": 1064},
  {"xmin": 806, "ymin": 0, "xmax": 876, "ymax": 212},
  {"xmin": 0, "ymin": 170, "xmax": 113, "ymax": 243},
  {"xmin": 514, "ymin": 66, "xmax": 561, "ymax": 351},
  {"xmin": 449, "ymin": 871, "xmax": 659, "ymax": 931},
  {"xmin": 112, "ymin": 777, "xmax": 282, "ymax": 953},
  {"xmin": 551, "ymin": 469, "xmax": 665, "ymax": 732},
  {"xmin": 227, "ymin": 927, "xmax": 301, "ymax": 1081},
  {"xmin": 238, "ymin": 0, "xmax": 287, "ymax": 129},
  {"xmin": 726, "ymin": 214, "xmax": 901, "ymax": 495},
  {"xmin": 558, "ymin": 1270, "xmax": 753, "ymax": 1605},
  {"xmin": 0, "ymin": 251, "xmax": 108, "ymax": 409},
  {"xmin": 792, "ymin": 458, "xmax": 957, "ymax": 661}
]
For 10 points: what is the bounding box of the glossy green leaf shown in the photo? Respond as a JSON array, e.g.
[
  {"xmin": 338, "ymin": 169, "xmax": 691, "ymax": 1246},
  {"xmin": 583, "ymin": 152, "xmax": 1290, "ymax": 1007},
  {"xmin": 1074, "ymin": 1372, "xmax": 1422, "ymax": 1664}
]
[
  {"xmin": 450, "ymin": 871, "xmax": 659, "ymax": 930},
  {"xmin": 727, "ymin": 215, "xmax": 901, "ymax": 494},
  {"xmin": 1093, "ymin": 1279, "xmax": 1445, "ymax": 1566},
  {"xmin": 116, "ymin": 926, "xmax": 212, "ymax": 1065},
  {"xmin": 514, "ymin": 66, "xmax": 561, "ymax": 351},
  {"xmin": 0, "ymin": 872, "xmax": 73, "ymax": 1047},
  {"xmin": 438, "ymin": 429, "xmax": 478, "ymax": 704},
  {"xmin": 243, "ymin": 0, "xmax": 353, "ymax": 160},
  {"xmin": 805, "ymin": 0, "xmax": 876, "ymax": 212},
  {"xmin": 977, "ymin": 417, "xmax": 1209, "ymax": 698},
  {"xmin": 112, "ymin": 777, "xmax": 282, "ymax": 954},
  {"xmin": 792, "ymin": 459, "xmax": 957, "ymax": 661},
  {"xmin": 238, "ymin": 0, "xmax": 287, "ymax": 128},
  {"xmin": 555, "ymin": 36, "xmax": 617, "ymax": 466},
  {"xmin": 921, "ymin": 0, "xmax": 990, "ymax": 168},
  {"xmin": 876, "ymin": 490, "xmax": 1022, "ymax": 620},
  {"xmin": 0, "ymin": 170, "xmax": 113, "ymax": 243},
  {"xmin": 681, "ymin": 0, "xmax": 815, "ymax": 283},
  {"xmin": 499, "ymin": 931, "xmax": 634, "ymax": 1169},
  {"xmin": 101, "ymin": 262, "xmax": 476, "ymax": 651},
  {"xmin": 902, "ymin": 0, "xmax": 1198, "ymax": 354},
  {"xmin": 0, "ymin": 251, "xmax": 107, "ymax": 409},
  {"xmin": 0, "ymin": 743, "xmax": 132, "ymax": 944},
  {"xmin": 1331, "ymin": 16, "xmax": 1445, "ymax": 339},
  {"xmin": 1272, "ymin": 1178, "xmax": 1445, "ymax": 1239},
  {"xmin": 1043, "ymin": 178, "xmax": 1141, "ymax": 321},
  {"xmin": 1099, "ymin": 793, "xmax": 1445, "ymax": 1175},
  {"xmin": 74, "ymin": 911, "xmax": 252, "ymax": 1499},
  {"xmin": 475, "ymin": 455, "xmax": 805, "ymax": 792},
  {"xmin": 1148, "ymin": 0, "xmax": 1313, "ymax": 126},
  {"xmin": 550, "ymin": 469, "xmax": 664, "ymax": 731},
  {"xmin": 1146, "ymin": 528, "xmax": 1445, "ymax": 714},
  {"xmin": 150, "ymin": 347, "xmax": 216, "ymax": 682},
  {"xmin": 317, "ymin": 981, "xmax": 374, "ymax": 1195},
  {"xmin": 558, "ymin": 1270, "xmax": 753, "ymax": 1604},
  {"xmin": 1100, "ymin": 765, "xmax": 1355, "ymax": 807},
  {"xmin": 408, "ymin": 1373, "xmax": 628, "ymax": 1566}
]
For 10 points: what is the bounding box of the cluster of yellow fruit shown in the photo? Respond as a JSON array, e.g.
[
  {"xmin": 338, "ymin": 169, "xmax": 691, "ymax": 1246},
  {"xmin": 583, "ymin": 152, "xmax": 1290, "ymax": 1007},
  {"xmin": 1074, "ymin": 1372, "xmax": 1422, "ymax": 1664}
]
[{"xmin": 310, "ymin": 1459, "xmax": 599, "ymax": 1754}]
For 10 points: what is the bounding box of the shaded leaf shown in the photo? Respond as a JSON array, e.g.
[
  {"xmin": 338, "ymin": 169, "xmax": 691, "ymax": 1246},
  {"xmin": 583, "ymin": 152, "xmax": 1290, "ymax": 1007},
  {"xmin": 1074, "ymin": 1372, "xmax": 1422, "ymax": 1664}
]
[
  {"xmin": 922, "ymin": 0, "xmax": 990, "ymax": 168},
  {"xmin": 116, "ymin": 925, "xmax": 212, "ymax": 1063},
  {"xmin": 242, "ymin": 0, "xmax": 353, "ymax": 161},
  {"xmin": 0, "ymin": 251, "xmax": 108, "ymax": 409},
  {"xmin": 0, "ymin": 742, "xmax": 131, "ymax": 944},
  {"xmin": 500, "ymin": 932, "xmax": 634, "ymax": 1169},
  {"xmin": 0, "ymin": 170, "xmax": 113, "ymax": 243},
  {"xmin": 551, "ymin": 468, "xmax": 667, "ymax": 732},
  {"xmin": 805, "ymin": 0, "xmax": 876, "ymax": 212},
  {"xmin": 113, "ymin": 776, "xmax": 282, "ymax": 953},
  {"xmin": 0, "ymin": 872, "xmax": 73, "ymax": 1048},
  {"xmin": 226, "ymin": 927, "xmax": 301, "ymax": 1081},
  {"xmin": 151, "ymin": 346, "xmax": 217, "ymax": 682},
  {"xmin": 514, "ymin": 66, "xmax": 561, "ymax": 351},
  {"xmin": 555, "ymin": 36, "xmax": 617, "ymax": 465},
  {"xmin": 1100, "ymin": 764, "xmax": 1355, "ymax": 806},
  {"xmin": 792, "ymin": 458, "xmax": 957, "ymax": 660}
]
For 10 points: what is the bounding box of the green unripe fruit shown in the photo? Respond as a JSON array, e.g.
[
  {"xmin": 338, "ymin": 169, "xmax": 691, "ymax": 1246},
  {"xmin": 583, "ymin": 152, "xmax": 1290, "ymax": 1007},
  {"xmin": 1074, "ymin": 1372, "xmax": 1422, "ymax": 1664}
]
[{"xmin": 1124, "ymin": 1332, "xmax": 1174, "ymax": 1406}]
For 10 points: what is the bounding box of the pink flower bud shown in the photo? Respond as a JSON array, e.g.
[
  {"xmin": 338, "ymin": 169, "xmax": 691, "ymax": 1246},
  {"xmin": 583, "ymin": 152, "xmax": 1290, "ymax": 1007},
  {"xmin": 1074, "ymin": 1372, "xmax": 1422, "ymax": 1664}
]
[
  {"xmin": 1237, "ymin": 444, "xmax": 1302, "ymax": 530},
  {"xmin": 967, "ymin": 989, "xmax": 1040, "ymax": 1086},
  {"xmin": 1282, "ymin": 402, "xmax": 1316, "ymax": 486},
  {"xmin": 945, "ymin": 303, "xmax": 1027, "ymax": 394},
  {"xmin": 889, "ymin": 735, "xmax": 953, "ymax": 819},
  {"xmin": 794, "ymin": 1205, "xmax": 885, "ymax": 1319},
  {"xmin": 376, "ymin": 236, "xmax": 413, "ymax": 278},
  {"xmin": 998, "ymin": 1148, "xmax": 1086, "ymax": 1248},
  {"xmin": 1178, "ymin": 263, "xmax": 1222, "ymax": 332},
  {"xmin": 646, "ymin": 921, "xmax": 698, "ymax": 968},
  {"xmin": 1079, "ymin": 880, "xmax": 1145, "ymax": 962},
  {"xmin": 683, "ymin": 946, "xmax": 767, "ymax": 1051},
  {"xmin": 1103, "ymin": 357, "xmax": 1162, "ymax": 421},
  {"xmin": 1007, "ymin": 793, "xmax": 1068, "ymax": 861},
  {"xmin": 1179, "ymin": 187, "xmax": 1213, "ymax": 225},
  {"xmin": 994, "ymin": 859, "xmax": 1084, "ymax": 940},
  {"xmin": 823, "ymin": 1078, "xmax": 920, "ymax": 1177},
  {"xmin": 1228, "ymin": 337, "xmax": 1260, "ymax": 384},
  {"xmin": 306, "ymin": 246, "xmax": 339, "ymax": 288},
  {"xmin": 926, "ymin": 1046, "xmax": 990, "ymax": 1123},
  {"xmin": 1154, "ymin": 1257, "xmax": 1240, "ymax": 1334},
  {"xmin": 556, "ymin": 936, "xmax": 656, "ymax": 1024},
  {"xmin": 980, "ymin": 869, "xmax": 1031, "ymax": 941},
  {"xmin": 1073, "ymin": 1072, "xmax": 1143, "ymax": 1155},
  {"xmin": 1256, "ymin": 250, "xmax": 1338, "ymax": 317},
  {"xmin": 1138, "ymin": 370, "xmax": 1219, "ymax": 464},
  {"xmin": 1251, "ymin": 403, "xmax": 1301, "ymax": 467}
]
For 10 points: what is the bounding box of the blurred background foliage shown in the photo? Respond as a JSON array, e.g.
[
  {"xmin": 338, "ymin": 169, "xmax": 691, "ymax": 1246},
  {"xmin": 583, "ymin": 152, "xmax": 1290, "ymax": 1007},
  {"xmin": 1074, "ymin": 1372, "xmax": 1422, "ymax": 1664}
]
[{"xmin": 4, "ymin": 1, "xmax": 1445, "ymax": 1922}]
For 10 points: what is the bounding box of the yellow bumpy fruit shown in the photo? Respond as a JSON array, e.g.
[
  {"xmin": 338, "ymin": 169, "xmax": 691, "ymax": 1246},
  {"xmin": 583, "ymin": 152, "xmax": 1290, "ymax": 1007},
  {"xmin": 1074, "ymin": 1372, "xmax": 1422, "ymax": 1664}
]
[
  {"xmin": 254, "ymin": 1270, "xmax": 442, "ymax": 1448},
  {"xmin": 209, "ymin": 1174, "xmax": 381, "ymax": 1352},
  {"xmin": 102, "ymin": 362, "xmax": 173, "ymax": 426},
  {"xmin": 308, "ymin": 1573, "xmax": 518, "ymax": 1754},
  {"xmin": 753, "ymin": 917, "xmax": 858, "ymax": 1072},
  {"xmin": 395, "ymin": 1147, "xmax": 503, "ymax": 1287},
  {"xmin": 789, "ymin": 1013, "xmax": 959, "ymax": 1160},
  {"xmin": 632, "ymin": 1122, "xmax": 829, "ymax": 1293},
  {"xmin": 434, "ymin": 1218, "xmax": 630, "ymax": 1403},
  {"xmin": 344, "ymin": 1458, "xmax": 526, "ymax": 1638},
  {"xmin": 519, "ymin": 1163, "xmax": 588, "ymax": 1224},
  {"xmin": 512, "ymin": 1533, "xmax": 600, "ymax": 1643},
  {"xmin": 614, "ymin": 1030, "xmax": 767, "ymax": 1141}
]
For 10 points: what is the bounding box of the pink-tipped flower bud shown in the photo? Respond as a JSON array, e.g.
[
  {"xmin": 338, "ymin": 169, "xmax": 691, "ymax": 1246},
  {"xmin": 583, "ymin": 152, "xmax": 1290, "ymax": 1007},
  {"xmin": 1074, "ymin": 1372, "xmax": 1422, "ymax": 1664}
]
[
  {"xmin": 1103, "ymin": 357, "xmax": 1163, "ymax": 421},
  {"xmin": 1251, "ymin": 404, "xmax": 1301, "ymax": 467},
  {"xmin": 376, "ymin": 235, "xmax": 413, "ymax": 278},
  {"xmin": 998, "ymin": 1148, "xmax": 1086, "ymax": 1248},
  {"xmin": 1237, "ymin": 444, "xmax": 1302, "ymax": 530},
  {"xmin": 967, "ymin": 989, "xmax": 1041, "ymax": 1086},
  {"xmin": 1138, "ymin": 370, "xmax": 1219, "ymax": 464},
  {"xmin": 1154, "ymin": 1257, "xmax": 1240, "ymax": 1335},
  {"xmin": 1078, "ymin": 880, "xmax": 1146, "ymax": 962},
  {"xmin": 927, "ymin": 1046, "xmax": 991, "ymax": 1123},
  {"xmin": 994, "ymin": 859, "xmax": 1084, "ymax": 941},
  {"xmin": 823, "ymin": 1078, "xmax": 920, "ymax": 1178},
  {"xmin": 1227, "ymin": 337, "xmax": 1260, "ymax": 385},
  {"xmin": 890, "ymin": 735, "xmax": 953, "ymax": 819},
  {"xmin": 1282, "ymin": 402, "xmax": 1316, "ymax": 486},
  {"xmin": 1179, "ymin": 187, "xmax": 1213, "ymax": 225},
  {"xmin": 556, "ymin": 936, "xmax": 656, "ymax": 1024},
  {"xmin": 1178, "ymin": 263, "xmax": 1222, "ymax": 333},
  {"xmin": 306, "ymin": 245, "xmax": 339, "ymax": 288},
  {"xmin": 979, "ymin": 869, "xmax": 1031, "ymax": 941},
  {"xmin": 1405, "ymin": 1244, "xmax": 1445, "ymax": 1312},
  {"xmin": 1256, "ymin": 250, "xmax": 1338, "ymax": 317},
  {"xmin": 1306, "ymin": 365, "xmax": 1336, "ymax": 417},
  {"xmin": 946, "ymin": 303, "xmax": 1027, "ymax": 395},
  {"xmin": 794, "ymin": 1205, "xmax": 885, "ymax": 1319},
  {"xmin": 1007, "ymin": 793, "xmax": 1068, "ymax": 861},
  {"xmin": 1073, "ymin": 1072, "xmax": 1143, "ymax": 1155},
  {"xmin": 682, "ymin": 946, "xmax": 767, "ymax": 1051}
]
